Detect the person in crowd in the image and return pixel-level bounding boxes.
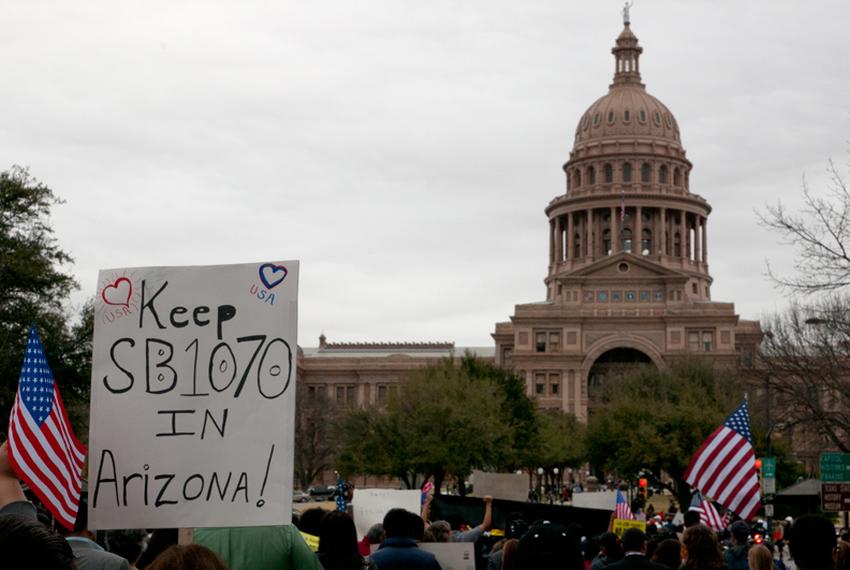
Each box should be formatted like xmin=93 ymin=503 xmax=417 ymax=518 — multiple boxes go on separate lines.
xmin=788 ymin=515 xmax=838 ymax=570
xmin=725 ymin=521 xmax=752 ymax=570
xmin=583 ymin=534 xmax=601 ymax=570
xmin=605 ymin=528 xmax=668 ymax=570
xmin=55 ymin=493 xmax=131 ymax=570
xmin=835 ymin=540 xmax=849 ymax=570
xmin=317 ymin=511 xmax=377 ymax=570
xmin=748 ymin=544 xmax=774 ymax=570
xmin=299 ymin=508 xmax=329 ymax=537
xmin=0 ymin=441 xmax=76 ymax=569
xmin=684 ymin=510 xmax=702 ymax=529
xmin=682 ymin=523 xmax=725 ymax=570
xmin=590 ymin=532 xmax=625 ymax=570
xmin=500 ymin=538 xmax=519 ymax=570
xmin=136 ymin=529 xmax=179 ymax=568
xmin=651 ymin=538 xmax=681 ymax=570
xmin=370 ymin=508 xmax=440 ymax=570
xmin=515 ymin=520 xmax=582 ymax=570
xmin=487 ymin=514 xmax=528 ymax=570
xmin=146 ymin=544 xmax=228 ymax=570
xmin=357 ymin=523 xmax=385 ymax=557
xmin=423 ymin=494 xmax=493 ymax=543
xmin=194 ymin=524 xmax=323 ymax=570
xmin=106 ymin=529 xmax=149 ymax=569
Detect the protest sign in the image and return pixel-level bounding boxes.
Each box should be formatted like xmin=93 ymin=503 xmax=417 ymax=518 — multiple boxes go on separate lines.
xmin=352 ymin=488 xmax=421 ymax=538
xmin=420 ymin=543 xmax=475 ymax=570
xmin=471 ymin=470 xmax=528 ymax=502
xmin=612 ymin=518 xmax=647 ymax=537
xmin=88 ymin=261 xmax=298 ymax=528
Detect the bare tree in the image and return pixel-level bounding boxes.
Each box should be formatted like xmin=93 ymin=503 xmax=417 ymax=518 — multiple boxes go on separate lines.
xmin=760 ymin=160 xmax=850 ymax=292
xmin=758 ymin=298 xmax=850 ymax=453
xmin=294 ymin=386 xmax=337 ymax=490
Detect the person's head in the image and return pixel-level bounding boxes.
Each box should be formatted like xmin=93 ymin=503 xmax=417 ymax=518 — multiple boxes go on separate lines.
xmin=730 ymin=521 xmax=750 ymax=545
xmin=836 ymin=540 xmax=850 ymax=570
xmin=145 ymin=544 xmax=228 ymax=570
xmin=600 ymin=531 xmax=624 ymax=560
xmin=516 ymin=521 xmax=582 ymax=570
xmin=748 ymin=544 xmax=774 ymax=570
xmin=505 ymin=513 xmax=529 ymax=541
xmin=366 ymin=523 xmax=385 ymax=545
xmin=501 ymin=538 xmax=520 ymax=570
xmin=318 ymin=511 xmax=359 ymax=557
xmin=652 ymin=538 xmax=682 ymax=570
xmin=54 ymin=493 xmax=92 ymax=538
xmin=621 ymin=528 xmax=648 ymax=554
xmin=297 ymin=507 xmax=327 ymax=536
xmin=0 ymin=514 xmax=76 ymax=570
xmin=788 ymin=515 xmax=838 ymax=570
xmin=383 ymin=508 xmax=423 ymax=540
xmin=106 ymin=529 xmax=149 ymax=566
xmin=684 ymin=510 xmax=702 ymax=528
xmin=682 ymin=524 xmax=723 ymax=570
xmin=427 ymin=520 xmax=452 ymax=543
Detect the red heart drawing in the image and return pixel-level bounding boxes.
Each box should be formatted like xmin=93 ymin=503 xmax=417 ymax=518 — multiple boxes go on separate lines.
xmin=102 ymin=277 xmax=133 ymax=307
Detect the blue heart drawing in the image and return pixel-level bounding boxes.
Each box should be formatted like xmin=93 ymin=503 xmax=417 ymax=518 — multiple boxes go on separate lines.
xmin=259 ymin=263 xmax=288 ymax=289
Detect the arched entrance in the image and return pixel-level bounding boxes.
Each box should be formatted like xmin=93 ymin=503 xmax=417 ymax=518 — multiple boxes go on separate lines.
xmin=587 ymin=347 xmax=655 ymax=415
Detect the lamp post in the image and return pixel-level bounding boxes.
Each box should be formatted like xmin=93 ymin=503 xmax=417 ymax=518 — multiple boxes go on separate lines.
xmin=554 ymin=467 xmax=560 ymax=499
xmin=537 ymin=467 xmax=544 ymax=502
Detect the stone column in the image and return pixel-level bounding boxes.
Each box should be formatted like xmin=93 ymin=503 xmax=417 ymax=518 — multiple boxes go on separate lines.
xmin=659 ymin=207 xmax=666 ymax=255
xmin=549 ymin=219 xmax=555 ymax=264
xmin=554 ymin=216 xmax=563 ymax=263
xmin=679 ymin=210 xmax=686 ymax=258
xmin=610 ymin=206 xmax=619 ymax=254
xmin=635 ymin=205 xmax=643 ymax=255
xmin=695 ymin=215 xmax=702 ymax=262
xmin=567 ymin=212 xmax=574 ymax=261
xmin=586 ymin=209 xmax=593 ymax=258
xmin=702 ymin=216 xmax=708 ymax=263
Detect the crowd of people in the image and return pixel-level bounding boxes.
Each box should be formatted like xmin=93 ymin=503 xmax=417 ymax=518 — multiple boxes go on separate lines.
xmin=1 ymin=441 xmax=848 ymax=570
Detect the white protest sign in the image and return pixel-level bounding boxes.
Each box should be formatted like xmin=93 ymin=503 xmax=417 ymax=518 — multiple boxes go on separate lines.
xmin=352 ymin=488 xmax=420 ymax=538
xmin=88 ymin=261 xmax=298 ymax=529
xmin=419 ymin=543 xmax=475 ymax=570
xmin=571 ymin=490 xmax=617 ymax=511
xmin=471 ymin=470 xmax=528 ymax=502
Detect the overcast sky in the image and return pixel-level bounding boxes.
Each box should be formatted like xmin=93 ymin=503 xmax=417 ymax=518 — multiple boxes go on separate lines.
xmin=2 ymin=1 xmax=848 ymax=346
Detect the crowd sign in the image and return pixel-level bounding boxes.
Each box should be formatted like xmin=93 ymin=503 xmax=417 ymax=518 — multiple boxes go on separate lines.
xmin=88 ymin=261 xmax=299 ymax=529
xmin=612 ymin=518 xmax=646 ymax=537
xmin=352 ymin=489 xmax=420 ymax=538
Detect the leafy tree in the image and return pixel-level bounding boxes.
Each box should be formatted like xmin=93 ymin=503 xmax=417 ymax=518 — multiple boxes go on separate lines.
xmin=585 ymin=360 xmax=737 ymax=508
xmin=335 ymin=357 xmax=515 ymax=491
xmin=538 ymin=410 xmax=586 ymax=470
xmin=0 ymin=166 xmax=90 ymax=436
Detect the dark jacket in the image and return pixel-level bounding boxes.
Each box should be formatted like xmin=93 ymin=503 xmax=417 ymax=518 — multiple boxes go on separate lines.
xmin=370 ymin=537 xmax=441 ymax=570
xmin=606 ymin=553 xmax=670 ymax=570
xmin=724 ymin=544 xmax=749 ymax=570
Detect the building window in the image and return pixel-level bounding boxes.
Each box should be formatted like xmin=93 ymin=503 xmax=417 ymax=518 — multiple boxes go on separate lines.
xmin=653 ymin=111 xmax=662 ymax=126
xmin=603 ymin=229 xmax=612 ymax=255
xmin=622 ymin=228 xmax=633 ymax=253
xmin=607 ymin=111 xmax=615 ymax=124
xmin=674 ymin=168 xmax=682 ymax=187
xmin=687 ymin=329 xmax=715 ymax=352
xmin=588 ymin=166 xmax=596 ymax=184
xmin=597 ymin=291 xmax=608 ymax=302
xmin=641 ymin=229 xmax=651 ymax=255
xmin=584 ymin=291 xmax=594 ymax=302
xmin=535 ymin=373 xmax=546 ymax=395
xmin=549 ymin=373 xmax=561 ymax=396
xmin=640 ymin=290 xmax=650 ymax=302
xmin=611 ymin=291 xmax=622 ymax=302
xmin=575 ymin=169 xmax=582 ymax=187
xmin=548 ymin=332 xmax=561 ymax=352
xmin=659 ymin=165 xmax=668 ymax=184
xmin=604 ymin=163 xmax=613 ymax=183
xmin=623 ymin=109 xmax=631 ymax=123
xmin=654 ymin=290 xmax=664 ymax=301
xmin=574 ymin=233 xmax=582 ymax=258
xmin=501 ymin=347 xmax=513 ymax=364
xmin=622 ymin=163 xmax=632 ymax=183
xmin=377 ymin=384 xmax=389 ymax=404
xmin=638 ymin=109 xmax=647 ymax=124
xmin=535 ymin=332 xmax=546 ymax=352
xmin=641 ymin=163 xmax=651 ymax=183
xmin=626 ymin=291 xmax=636 ymax=302
xmin=307 ymin=386 xmax=316 ymax=400
xmin=593 ymin=113 xmax=601 ymax=127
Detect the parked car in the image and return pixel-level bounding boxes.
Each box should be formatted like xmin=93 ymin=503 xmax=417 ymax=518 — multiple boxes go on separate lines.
xmin=308 ymin=485 xmax=337 ymax=501
xmin=292 ymin=490 xmax=311 ymax=503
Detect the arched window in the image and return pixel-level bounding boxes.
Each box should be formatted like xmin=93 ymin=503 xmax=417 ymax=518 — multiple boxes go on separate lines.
xmin=588 ymin=166 xmax=596 ymax=185
xmin=641 ymin=229 xmax=652 ymax=255
xmin=574 ymin=232 xmax=582 ymax=258
xmin=603 ymin=229 xmax=612 ymax=255
xmin=575 ymin=169 xmax=582 ymax=187
xmin=674 ymin=168 xmax=682 ymax=187
xmin=641 ymin=163 xmax=651 ymax=183
xmin=622 ymin=228 xmax=633 ymax=253
xmin=659 ymin=165 xmax=668 ymax=184
xmin=673 ymin=232 xmax=681 ymax=257
xmin=604 ymin=163 xmax=613 ymax=184
xmin=622 ymin=163 xmax=632 ymax=183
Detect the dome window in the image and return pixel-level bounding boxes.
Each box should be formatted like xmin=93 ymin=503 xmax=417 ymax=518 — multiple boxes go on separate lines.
xmin=582 ymin=115 xmax=590 ymax=130
xmin=623 ymin=110 xmax=631 ymax=123
xmin=575 ymin=169 xmax=582 ymax=187
xmin=659 ymin=165 xmax=668 ymax=184
xmin=673 ymin=168 xmax=682 ymax=187
xmin=638 ymin=110 xmax=647 ymax=124
xmin=588 ymin=166 xmax=596 ymax=185
xmin=593 ymin=113 xmax=601 ymax=127
xmin=653 ymin=111 xmax=662 ymax=126
xmin=607 ymin=111 xmax=615 ymax=125
xmin=641 ymin=163 xmax=651 ymax=183
xmin=622 ymin=163 xmax=632 ymax=183
xmin=604 ymin=164 xmax=613 ymax=184
xmin=665 ymin=114 xmax=673 ymax=129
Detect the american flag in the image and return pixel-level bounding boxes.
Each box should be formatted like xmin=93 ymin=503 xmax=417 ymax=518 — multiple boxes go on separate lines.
xmin=615 ymin=489 xmax=633 ymax=520
xmin=684 ymin=400 xmax=760 ymax=521
xmin=7 ymin=326 xmax=87 ymax=529
xmin=688 ymin=491 xmax=725 ymax=531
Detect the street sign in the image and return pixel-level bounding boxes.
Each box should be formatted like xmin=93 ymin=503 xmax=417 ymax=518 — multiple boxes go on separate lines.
xmin=821 ymin=483 xmax=850 ymax=512
xmin=763 ymin=479 xmax=776 ymax=495
xmin=762 ymin=457 xmax=777 ymax=479
xmin=765 ymin=504 xmax=774 ymax=517
xmin=819 ymin=453 xmax=850 ymax=482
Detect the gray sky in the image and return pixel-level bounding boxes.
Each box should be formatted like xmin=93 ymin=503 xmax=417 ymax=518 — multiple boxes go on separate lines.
xmin=2 ymin=1 xmax=848 ymax=346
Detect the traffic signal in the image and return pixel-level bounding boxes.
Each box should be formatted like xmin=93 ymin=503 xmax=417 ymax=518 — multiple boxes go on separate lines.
xmin=755 ymin=458 xmax=763 ymax=470
xmin=638 ymin=478 xmax=648 ymax=498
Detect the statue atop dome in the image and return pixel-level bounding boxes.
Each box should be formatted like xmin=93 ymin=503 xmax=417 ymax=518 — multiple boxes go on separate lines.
xmin=622 ymin=1 xmax=633 ymax=25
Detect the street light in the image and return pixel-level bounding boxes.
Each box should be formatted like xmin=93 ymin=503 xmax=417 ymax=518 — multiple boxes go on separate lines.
xmin=537 ymin=467 xmax=544 ymax=502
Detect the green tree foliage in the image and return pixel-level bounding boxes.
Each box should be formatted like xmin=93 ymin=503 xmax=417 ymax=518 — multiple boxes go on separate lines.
xmin=0 ymin=166 xmax=90 ymax=436
xmin=538 ymin=410 xmax=586 ymax=470
xmin=335 ymin=356 xmax=530 ymax=491
xmin=585 ymin=360 xmax=738 ymax=508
